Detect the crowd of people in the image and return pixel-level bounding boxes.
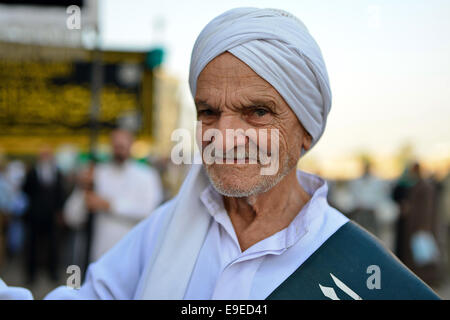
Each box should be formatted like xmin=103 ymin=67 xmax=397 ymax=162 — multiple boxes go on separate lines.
xmin=0 ymin=128 xmax=172 ymax=287
xmin=328 ymin=161 xmax=450 ymax=288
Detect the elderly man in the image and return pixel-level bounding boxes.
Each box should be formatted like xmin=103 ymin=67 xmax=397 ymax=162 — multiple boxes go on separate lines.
xmin=0 ymin=8 xmax=439 ymax=300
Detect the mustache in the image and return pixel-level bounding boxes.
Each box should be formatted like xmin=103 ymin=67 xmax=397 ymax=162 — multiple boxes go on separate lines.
xmin=205 ymin=142 xmax=272 ymax=165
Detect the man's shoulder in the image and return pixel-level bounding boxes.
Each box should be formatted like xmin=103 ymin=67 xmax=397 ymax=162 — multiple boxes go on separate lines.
xmin=268 ymin=221 xmax=440 ymax=300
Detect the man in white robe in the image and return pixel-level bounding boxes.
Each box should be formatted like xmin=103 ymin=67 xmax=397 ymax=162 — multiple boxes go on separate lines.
xmin=63 ymin=128 xmax=164 ymax=262
xmin=0 ymin=7 xmax=440 ymax=300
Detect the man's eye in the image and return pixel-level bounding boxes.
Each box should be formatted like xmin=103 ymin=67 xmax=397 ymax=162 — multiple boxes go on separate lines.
xmin=198 ymin=109 xmax=215 ymax=116
xmin=253 ymin=108 xmax=269 ymax=117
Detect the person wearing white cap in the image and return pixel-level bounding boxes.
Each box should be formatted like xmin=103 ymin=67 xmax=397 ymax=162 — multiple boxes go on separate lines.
xmin=0 ymin=7 xmax=440 ymax=300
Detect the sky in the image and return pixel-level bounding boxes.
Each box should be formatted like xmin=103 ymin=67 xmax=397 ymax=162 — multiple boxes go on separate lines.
xmin=98 ymin=0 xmax=450 ymax=162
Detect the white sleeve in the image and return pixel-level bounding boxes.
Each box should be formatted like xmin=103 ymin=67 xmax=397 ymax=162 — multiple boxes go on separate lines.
xmin=0 ymin=278 xmax=33 ymax=300
xmin=63 ymin=188 xmax=88 ymax=229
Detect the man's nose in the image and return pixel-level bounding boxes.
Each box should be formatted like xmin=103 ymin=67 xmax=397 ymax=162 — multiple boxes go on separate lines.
xmin=215 ymin=115 xmax=249 ymax=151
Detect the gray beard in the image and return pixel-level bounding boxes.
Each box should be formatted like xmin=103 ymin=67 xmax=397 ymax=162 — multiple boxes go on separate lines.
xmin=204 ymin=156 xmax=291 ymax=198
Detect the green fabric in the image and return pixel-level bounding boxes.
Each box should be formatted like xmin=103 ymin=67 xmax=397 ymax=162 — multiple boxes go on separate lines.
xmin=267 ymin=221 xmax=440 ymax=300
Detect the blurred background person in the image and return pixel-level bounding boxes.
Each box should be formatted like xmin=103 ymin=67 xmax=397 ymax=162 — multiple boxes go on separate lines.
xmin=347 ymin=161 xmax=382 ymax=236
xmin=327 ymin=179 xmax=355 ymax=217
xmin=328 ymin=160 xmax=399 ymax=245
xmin=63 ymin=128 xmax=164 ymax=270
xmin=347 ymin=160 xmax=398 ymax=240
xmin=0 ymin=152 xmax=12 ymax=267
xmin=392 ymin=164 xmax=416 ymax=261
xmin=437 ymin=170 xmax=450 ymax=276
xmin=393 ymin=162 xmax=444 ymax=286
xmin=22 ymin=147 xmax=65 ymax=284
xmin=4 ymin=159 xmax=28 ymax=260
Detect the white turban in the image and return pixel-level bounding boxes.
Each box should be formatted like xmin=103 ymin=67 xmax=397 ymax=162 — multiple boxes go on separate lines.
xmin=189 ymin=7 xmax=332 ymax=151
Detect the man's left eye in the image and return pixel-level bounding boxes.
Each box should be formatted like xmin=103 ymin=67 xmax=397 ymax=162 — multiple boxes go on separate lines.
xmin=254 ymin=108 xmax=268 ymax=117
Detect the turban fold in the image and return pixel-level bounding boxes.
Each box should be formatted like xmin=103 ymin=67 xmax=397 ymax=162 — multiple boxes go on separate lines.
xmin=189 ymin=7 xmax=332 ymax=151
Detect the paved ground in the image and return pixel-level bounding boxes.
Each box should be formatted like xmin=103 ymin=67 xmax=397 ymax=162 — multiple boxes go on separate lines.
xmin=0 ymin=254 xmax=67 ymax=299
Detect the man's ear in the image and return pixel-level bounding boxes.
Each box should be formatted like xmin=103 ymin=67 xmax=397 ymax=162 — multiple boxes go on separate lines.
xmin=303 ymin=133 xmax=312 ymax=152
